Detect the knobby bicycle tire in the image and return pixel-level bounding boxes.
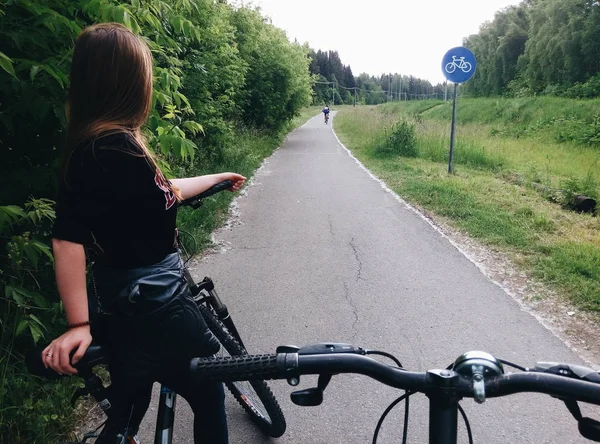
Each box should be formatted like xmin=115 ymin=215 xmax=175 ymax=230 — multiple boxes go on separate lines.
xmin=198 ymin=304 xmax=287 ymax=438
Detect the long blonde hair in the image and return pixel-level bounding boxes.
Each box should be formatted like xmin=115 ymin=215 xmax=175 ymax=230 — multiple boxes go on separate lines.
xmin=63 ymin=23 xmax=158 ymax=180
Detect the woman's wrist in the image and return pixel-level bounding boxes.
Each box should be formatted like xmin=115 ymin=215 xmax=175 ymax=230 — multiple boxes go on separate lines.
xmin=67 ymin=320 xmax=91 ymax=330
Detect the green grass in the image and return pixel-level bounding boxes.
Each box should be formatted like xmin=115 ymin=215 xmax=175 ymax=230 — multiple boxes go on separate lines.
xmin=383 ymin=96 xmax=600 ymax=126
xmin=335 ymin=102 xmax=600 ymax=312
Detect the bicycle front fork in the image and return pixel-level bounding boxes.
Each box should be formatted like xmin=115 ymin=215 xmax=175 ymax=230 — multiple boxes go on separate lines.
xmin=185 ymin=272 xmax=246 ymax=349
xmin=154 ymin=386 xmax=177 ymax=444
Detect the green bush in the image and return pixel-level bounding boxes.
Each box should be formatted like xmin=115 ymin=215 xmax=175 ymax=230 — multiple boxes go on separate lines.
xmin=552 ymin=115 xmax=600 ymax=147
xmin=230 ymin=8 xmax=312 ymax=131
xmin=375 ymin=120 xmax=418 ymax=157
xmin=0 ymin=0 xmax=314 ymax=441
xmin=564 ymin=74 xmax=600 ymax=99
xmin=560 ymin=174 xmax=599 ymax=206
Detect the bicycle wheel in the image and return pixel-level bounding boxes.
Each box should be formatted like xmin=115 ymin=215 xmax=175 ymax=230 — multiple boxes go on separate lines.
xmin=445 ymin=62 xmax=456 ymax=74
xmin=198 ymin=304 xmax=287 ymax=438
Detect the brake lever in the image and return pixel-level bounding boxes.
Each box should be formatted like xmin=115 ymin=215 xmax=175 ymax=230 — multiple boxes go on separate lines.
xmin=296 ymin=343 xmax=366 ymax=355
xmin=186 ymin=198 xmax=203 ymax=210
xmin=534 ymin=362 xmax=600 ymax=383
xmin=535 ymin=362 xmax=600 ymax=442
xmin=283 ymin=343 xmax=364 ymax=407
xmin=291 ymin=374 xmax=333 ymax=407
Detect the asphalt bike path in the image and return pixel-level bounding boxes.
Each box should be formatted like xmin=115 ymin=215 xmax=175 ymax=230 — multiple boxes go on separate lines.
xmin=139 ymin=112 xmax=595 ymax=443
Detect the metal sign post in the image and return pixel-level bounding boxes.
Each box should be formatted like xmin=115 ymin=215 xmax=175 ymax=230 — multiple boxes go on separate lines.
xmin=441 ymin=46 xmax=476 ymax=174
xmin=448 ymin=83 xmax=458 ymax=174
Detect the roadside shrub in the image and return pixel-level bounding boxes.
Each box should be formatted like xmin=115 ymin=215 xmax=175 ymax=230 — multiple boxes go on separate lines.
xmin=560 ymin=174 xmax=599 ymax=207
xmin=553 ymin=115 xmax=600 ymax=147
xmin=375 ymin=120 xmax=418 ymax=157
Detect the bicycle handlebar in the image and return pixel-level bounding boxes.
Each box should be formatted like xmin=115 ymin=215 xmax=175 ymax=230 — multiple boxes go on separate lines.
xmin=189 ymin=348 xmax=600 ymax=442
xmin=28 ymin=341 xmax=600 ymax=442
xmin=26 ymin=345 xmax=108 ymax=379
xmin=179 ymin=180 xmax=233 ymax=209
xmin=190 ymin=349 xmax=600 ymax=406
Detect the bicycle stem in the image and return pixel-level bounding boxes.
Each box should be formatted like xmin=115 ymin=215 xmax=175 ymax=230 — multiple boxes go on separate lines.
xmin=428 ymin=394 xmax=459 ymax=444
xmin=424 ymin=369 xmax=462 ymax=444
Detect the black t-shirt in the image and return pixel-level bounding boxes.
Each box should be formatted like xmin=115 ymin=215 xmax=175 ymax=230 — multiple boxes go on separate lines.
xmin=52 ymin=133 xmax=178 ymax=269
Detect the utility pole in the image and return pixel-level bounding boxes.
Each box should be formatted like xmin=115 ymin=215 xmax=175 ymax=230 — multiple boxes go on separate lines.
xmin=332 ymin=82 xmax=334 ymax=106
xmin=400 ymin=77 xmax=403 ymax=100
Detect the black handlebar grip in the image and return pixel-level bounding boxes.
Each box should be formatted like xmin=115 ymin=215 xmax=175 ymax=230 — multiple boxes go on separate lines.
xmin=198 ymin=179 xmax=233 ymax=200
xmin=190 ymin=354 xmax=288 ymax=382
xmin=180 ymin=180 xmax=233 ymax=208
xmin=26 ymin=345 xmax=108 ymax=380
xmin=25 ymin=346 xmax=61 ymax=380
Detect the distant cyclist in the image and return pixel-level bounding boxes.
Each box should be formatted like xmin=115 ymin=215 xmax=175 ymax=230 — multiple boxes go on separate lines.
xmin=322 ymin=105 xmax=330 ymax=124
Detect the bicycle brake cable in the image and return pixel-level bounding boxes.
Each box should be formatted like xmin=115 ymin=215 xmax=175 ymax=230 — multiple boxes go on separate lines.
xmin=372 ymin=391 xmax=412 ymax=444
xmin=458 ymin=404 xmax=474 ymax=444
xmin=365 ymin=350 xmax=403 ymax=368
xmin=367 ymin=350 xmax=410 ymax=444
xmin=176 ymin=229 xmax=198 ymax=266
xmin=371 ymin=393 xmax=473 ymax=444
xmin=498 ymin=359 xmax=527 ymax=371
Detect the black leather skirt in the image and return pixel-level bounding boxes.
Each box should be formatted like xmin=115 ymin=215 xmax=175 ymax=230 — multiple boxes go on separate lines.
xmin=89 ymin=253 xmax=220 ymax=376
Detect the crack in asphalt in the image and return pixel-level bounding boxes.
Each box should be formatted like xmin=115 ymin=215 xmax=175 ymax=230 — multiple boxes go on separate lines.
xmin=349 ymin=237 xmax=364 ymax=281
xmin=343 ymin=281 xmax=359 ymax=340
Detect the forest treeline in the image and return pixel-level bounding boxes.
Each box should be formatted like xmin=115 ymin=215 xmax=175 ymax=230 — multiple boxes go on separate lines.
xmin=308 ymin=49 xmax=446 ymax=104
xmin=464 ymin=0 xmax=600 ymax=97
xmin=309 ymin=0 xmax=600 ymax=103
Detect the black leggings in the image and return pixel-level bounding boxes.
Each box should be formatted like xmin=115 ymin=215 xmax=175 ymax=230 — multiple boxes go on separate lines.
xmin=93 ymin=289 xmax=227 ymax=443
xmin=96 ymin=368 xmax=228 ymax=443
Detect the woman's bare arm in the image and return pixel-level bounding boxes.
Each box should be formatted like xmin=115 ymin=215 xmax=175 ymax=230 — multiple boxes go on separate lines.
xmin=170 ymin=172 xmax=245 ymax=200
xmin=53 ymin=239 xmax=89 ymax=324
xmin=43 ymin=239 xmax=92 ymax=375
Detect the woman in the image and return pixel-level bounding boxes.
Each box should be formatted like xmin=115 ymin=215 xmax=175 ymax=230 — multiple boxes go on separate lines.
xmin=42 ymin=23 xmax=245 ymax=443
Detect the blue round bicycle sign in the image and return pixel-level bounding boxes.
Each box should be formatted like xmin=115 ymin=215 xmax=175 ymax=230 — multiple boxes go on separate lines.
xmin=442 ymin=47 xmax=476 ymax=83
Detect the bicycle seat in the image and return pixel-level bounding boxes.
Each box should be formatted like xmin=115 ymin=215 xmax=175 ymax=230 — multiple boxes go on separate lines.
xmin=26 ymin=344 xmax=108 ymax=379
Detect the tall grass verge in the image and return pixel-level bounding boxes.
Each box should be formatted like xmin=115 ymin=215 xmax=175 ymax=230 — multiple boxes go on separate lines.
xmin=335 ymin=103 xmax=600 ymax=312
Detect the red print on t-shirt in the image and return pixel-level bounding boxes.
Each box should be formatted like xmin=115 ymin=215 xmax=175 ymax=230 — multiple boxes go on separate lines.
xmin=154 ymin=171 xmax=177 ymax=210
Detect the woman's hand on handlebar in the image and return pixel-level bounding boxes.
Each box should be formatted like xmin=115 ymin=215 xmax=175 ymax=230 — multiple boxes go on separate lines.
xmin=222 ymin=172 xmax=246 ymax=192
xmin=171 ymin=172 xmax=246 ymax=200
xmin=42 ymin=325 xmax=92 ymax=375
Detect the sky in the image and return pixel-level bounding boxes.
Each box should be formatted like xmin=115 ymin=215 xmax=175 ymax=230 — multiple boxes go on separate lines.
xmin=251 ymin=0 xmax=522 ymax=85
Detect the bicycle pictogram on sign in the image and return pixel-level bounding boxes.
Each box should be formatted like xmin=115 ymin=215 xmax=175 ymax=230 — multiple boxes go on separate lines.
xmin=445 ymin=56 xmax=472 ymax=74
xmin=441 ymin=46 xmax=476 ymax=84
